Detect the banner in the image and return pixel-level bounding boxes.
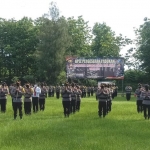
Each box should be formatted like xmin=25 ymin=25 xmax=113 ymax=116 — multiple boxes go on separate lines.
xmin=66 ymin=57 xmax=124 ymax=79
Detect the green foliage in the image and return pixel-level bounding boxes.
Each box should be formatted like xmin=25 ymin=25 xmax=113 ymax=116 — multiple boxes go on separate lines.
xmin=67 ymin=16 xmax=92 ymax=57
xmin=91 ymin=23 xmax=131 ymax=57
xmin=23 ymin=75 xmax=36 ymax=83
xmin=124 ymin=69 xmax=149 ymax=90
xmin=11 ymin=76 xmax=19 ymax=83
xmin=57 ymin=71 xmax=67 ymax=84
xmin=134 ymin=18 xmax=150 ymax=74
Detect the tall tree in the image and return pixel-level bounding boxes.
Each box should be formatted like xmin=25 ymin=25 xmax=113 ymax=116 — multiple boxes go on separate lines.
xmin=36 ymin=4 xmax=71 ymax=83
xmin=134 ymin=18 xmax=150 ymax=74
xmin=91 ymin=22 xmax=131 ymax=57
xmin=0 ymin=17 xmax=38 ymax=82
xmin=66 ymin=16 xmax=92 ymax=57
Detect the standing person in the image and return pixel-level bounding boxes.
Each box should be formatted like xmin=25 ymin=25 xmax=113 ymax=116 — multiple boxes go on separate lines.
xmin=91 ymin=86 xmax=94 ymax=96
xmin=0 ymin=82 xmax=9 ymax=113
xmin=140 ymin=84 xmax=150 ymax=119
xmin=76 ymin=86 xmax=82 ymax=112
xmin=48 ymin=86 xmax=52 ymax=97
xmin=70 ymin=83 xmax=77 ymax=114
xmin=114 ymin=85 xmax=118 ymax=97
xmin=52 ymin=86 xmax=55 ymax=97
xmin=56 ymin=84 xmax=61 ymax=99
xmin=9 ymin=83 xmax=15 ymax=110
xmin=32 ymin=84 xmax=41 ymax=113
xmin=96 ymin=84 xmax=108 ymax=118
xmin=11 ymin=81 xmax=25 ymax=119
xmin=24 ymin=83 xmax=33 ymax=115
xmin=87 ymin=86 xmax=91 ymax=97
xmin=135 ymin=84 xmax=143 ymax=113
xmin=61 ymin=83 xmax=72 ymax=117
xmin=107 ymin=84 xmax=113 ymax=113
xmin=39 ymin=83 xmax=47 ymax=111
xmin=125 ymin=85 xmax=132 ymax=101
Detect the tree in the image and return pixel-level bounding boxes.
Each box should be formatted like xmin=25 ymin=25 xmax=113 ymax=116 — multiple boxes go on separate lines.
xmin=66 ymin=16 xmax=92 ymax=57
xmin=36 ymin=4 xmax=71 ymax=84
xmin=0 ymin=17 xmax=38 ymax=82
xmin=134 ymin=18 xmax=150 ymax=74
xmin=91 ymin=22 xmax=131 ymax=57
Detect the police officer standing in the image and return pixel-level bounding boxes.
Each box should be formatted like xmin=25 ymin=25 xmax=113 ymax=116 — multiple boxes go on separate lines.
xmin=0 ymin=82 xmax=9 ymax=113
xmin=140 ymin=84 xmax=150 ymax=119
xmin=11 ymin=81 xmax=25 ymax=119
xmin=56 ymin=84 xmax=61 ymax=99
xmin=135 ymin=83 xmax=143 ymax=113
xmin=61 ymin=83 xmax=72 ymax=117
xmin=96 ymin=84 xmax=108 ymax=118
xmin=125 ymin=85 xmax=132 ymax=101
xmin=24 ymin=83 xmax=33 ymax=115
xmin=39 ymin=83 xmax=47 ymax=111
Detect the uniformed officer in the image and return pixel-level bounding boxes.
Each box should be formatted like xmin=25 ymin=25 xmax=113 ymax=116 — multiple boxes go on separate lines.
xmin=61 ymin=83 xmax=72 ymax=117
xmin=96 ymin=84 xmax=108 ymax=118
xmin=125 ymin=85 xmax=132 ymax=101
xmin=140 ymin=84 xmax=150 ymax=119
xmin=11 ymin=81 xmax=25 ymax=119
xmin=24 ymin=83 xmax=33 ymax=115
xmin=39 ymin=83 xmax=47 ymax=111
xmin=55 ymin=84 xmax=61 ymax=99
xmin=0 ymin=82 xmax=9 ymax=113
xmin=135 ymin=83 xmax=143 ymax=113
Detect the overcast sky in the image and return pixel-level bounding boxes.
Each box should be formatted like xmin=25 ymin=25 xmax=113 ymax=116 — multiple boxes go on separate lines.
xmin=0 ymin=0 xmax=149 ymax=54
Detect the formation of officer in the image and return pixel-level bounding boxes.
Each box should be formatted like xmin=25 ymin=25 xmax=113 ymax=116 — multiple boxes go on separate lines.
xmin=61 ymin=82 xmax=82 ymax=117
xmin=5 ymin=81 xmax=49 ymax=119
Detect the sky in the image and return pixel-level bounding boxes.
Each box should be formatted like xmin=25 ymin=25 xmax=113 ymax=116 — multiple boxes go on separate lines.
xmin=0 ymin=0 xmax=149 ymax=55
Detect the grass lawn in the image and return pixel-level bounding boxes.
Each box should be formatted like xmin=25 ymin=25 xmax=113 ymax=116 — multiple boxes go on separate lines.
xmin=0 ymin=95 xmax=150 ymax=150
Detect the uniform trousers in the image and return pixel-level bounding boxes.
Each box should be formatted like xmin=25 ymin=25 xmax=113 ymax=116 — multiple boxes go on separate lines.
xmin=76 ymin=101 xmax=81 ymax=111
xmin=62 ymin=101 xmax=70 ymax=117
xmin=126 ymin=93 xmax=131 ymax=100
xmin=56 ymin=92 xmax=60 ymax=99
xmin=39 ymin=98 xmax=45 ymax=111
xmin=136 ymin=100 xmax=143 ymax=113
xmin=70 ymin=99 xmax=76 ymax=113
xmin=0 ymin=99 xmax=7 ymax=113
xmin=143 ymin=104 xmax=150 ymax=119
xmin=13 ymin=102 xmax=23 ymax=119
xmin=24 ymin=101 xmax=32 ymax=115
xmin=98 ymin=100 xmax=107 ymax=117
xmin=32 ymin=97 xmax=39 ymax=112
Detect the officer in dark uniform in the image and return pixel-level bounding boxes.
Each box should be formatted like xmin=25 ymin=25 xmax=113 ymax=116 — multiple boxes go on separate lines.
xmin=125 ymin=85 xmax=132 ymax=101
xmin=135 ymin=83 xmax=143 ymax=113
xmin=56 ymin=84 xmax=61 ymax=99
xmin=61 ymin=83 xmax=72 ymax=117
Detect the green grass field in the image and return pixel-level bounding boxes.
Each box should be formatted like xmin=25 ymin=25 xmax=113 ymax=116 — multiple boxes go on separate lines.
xmin=0 ymin=95 xmax=150 ymax=150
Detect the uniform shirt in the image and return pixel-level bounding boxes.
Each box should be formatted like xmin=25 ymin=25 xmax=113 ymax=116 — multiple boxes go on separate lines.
xmin=61 ymin=89 xmax=72 ymax=101
xmin=39 ymin=87 xmax=47 ymax=99
xmin=11 ymin=86 xmax=25 ymax=102
xmin=96 ymin=89 xmax=108 ymax=102
xmin=24 ymin=88 xmax=33 ymax=102
xmin=135 ymin=88 xmax=142 ymax=100
xmin=125 ymin=86 xmax=132 ymax=94
xmin=0 ymin=87 xmax=9 ymax=99
xmin=140 ymin=90 xmax=150 ymax=105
